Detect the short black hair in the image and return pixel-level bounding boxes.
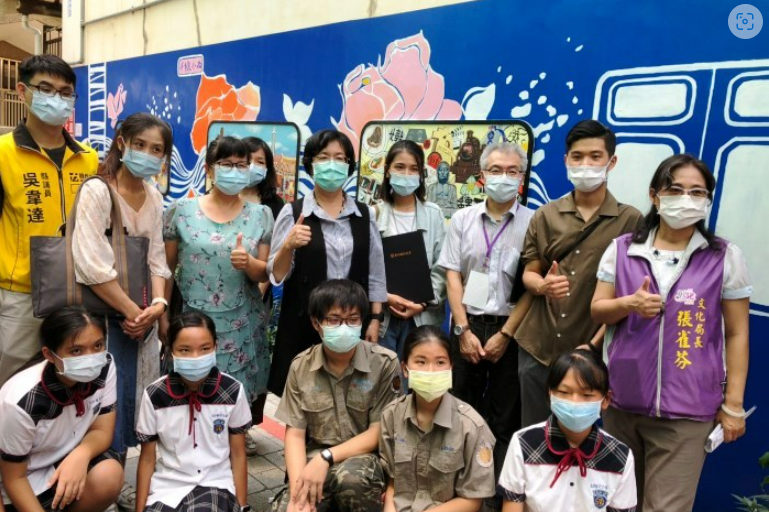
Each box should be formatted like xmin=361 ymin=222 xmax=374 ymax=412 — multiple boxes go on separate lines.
xmin=565 ymin=120 xmax=616 ymax=156
xmin=205 ymin=138 xmax=219 ymax=168
xmin=302 ymin=129 xmax=356 ymax=177
xmin=403 ymin=325 xmax=452 ymax=363
xmin=167 ymin=311 xmax=218 ymax=350
xmin=20 ymin=54 xmax=76 ymax=88
xmin=40 ymin=305 xmax=105 ymax=353
xmin=382 ymin=139 xmax=426 ymax=203
xmin=547 ymin=349 xmax=609 ymax=395
xmin=243 ymin=136 xmax=279 ymax=202
xmin=308 ymin=279 xmax=369 ymax=321
xmin=213 ymin=136 xmax=249 ymax=162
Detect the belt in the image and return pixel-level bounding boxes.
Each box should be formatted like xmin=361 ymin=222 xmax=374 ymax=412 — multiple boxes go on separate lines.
xmin=467 ymin=314 xmax=506 ymax=324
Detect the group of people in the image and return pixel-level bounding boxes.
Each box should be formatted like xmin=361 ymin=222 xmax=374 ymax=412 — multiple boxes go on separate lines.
xmin=0 ymin=54 xmax=752 ymax=512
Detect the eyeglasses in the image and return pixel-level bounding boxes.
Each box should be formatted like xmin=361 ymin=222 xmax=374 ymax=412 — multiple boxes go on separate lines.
xmin=215 ymin=162 xmax=249 ymax=172
xmin=314 ymin=155 xmax=348 ymax=165
xmin=322 ymin=316 xmax=363 ymax=327
xmin=485 ymin=168 xmax=523 ymax=178
xmin=25 ymin=82 xmax=77 ymax=100
xmin=658 ymin=186 xmax=711 ymax=199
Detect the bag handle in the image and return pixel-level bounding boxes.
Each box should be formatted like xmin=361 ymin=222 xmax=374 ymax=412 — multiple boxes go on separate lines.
xmin=65 ymin=175 xmax=132 ymax=306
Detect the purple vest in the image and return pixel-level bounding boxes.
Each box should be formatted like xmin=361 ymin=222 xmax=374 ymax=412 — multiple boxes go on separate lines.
xmin=608 ymin=233 xmax=726 ymax=421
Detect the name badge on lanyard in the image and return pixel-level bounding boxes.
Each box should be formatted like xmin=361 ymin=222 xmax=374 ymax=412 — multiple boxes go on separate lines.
xmin=462 ymin=215 xmax=513 ymax=310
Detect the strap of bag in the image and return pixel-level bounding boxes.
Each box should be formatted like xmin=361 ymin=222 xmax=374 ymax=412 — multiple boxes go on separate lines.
xmin=65 ymin=175 xmax=131 ymax=306
xmin=552 ymin=215 xmax=607 ymax=265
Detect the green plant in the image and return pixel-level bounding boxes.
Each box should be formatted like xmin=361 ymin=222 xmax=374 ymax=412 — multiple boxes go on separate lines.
xmin=734 ymin=453 xmax=769 ymax=511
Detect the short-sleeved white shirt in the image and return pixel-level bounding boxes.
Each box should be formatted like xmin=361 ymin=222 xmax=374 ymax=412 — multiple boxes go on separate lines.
xmin=0 ymin=357 xmax=117 ymax=504
xmin=498 ymin=417 xmax=637 ymax=512
xmin=136 ymin=368 xmax=252 ymax=508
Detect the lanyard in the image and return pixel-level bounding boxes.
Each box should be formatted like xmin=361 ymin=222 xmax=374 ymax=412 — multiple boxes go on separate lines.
xmin=482 ymin=215 xmax=513 ymax=271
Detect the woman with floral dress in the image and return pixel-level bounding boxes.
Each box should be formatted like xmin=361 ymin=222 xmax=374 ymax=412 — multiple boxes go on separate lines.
xmin=162 ymin=136 xmax=273 ymax=454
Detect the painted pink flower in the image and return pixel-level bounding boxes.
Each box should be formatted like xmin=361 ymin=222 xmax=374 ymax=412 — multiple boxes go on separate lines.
xmin=209 ymin=292 xmax=225 ymax=306
xmin=107 ymin=84 xmax=127 ymax=130
xmin=336 ymin=32 xmax=462 ymax=155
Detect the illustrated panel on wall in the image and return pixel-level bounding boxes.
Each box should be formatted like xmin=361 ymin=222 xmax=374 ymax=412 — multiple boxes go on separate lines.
xmin=357 ymin=120 xmax=533 ymax=216
xmin=206 ymin=121 xmax=300 ymax=203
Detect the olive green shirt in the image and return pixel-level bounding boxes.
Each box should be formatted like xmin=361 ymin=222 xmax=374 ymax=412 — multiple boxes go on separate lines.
xmin=379 ymin=393 xmax=496 ymax=511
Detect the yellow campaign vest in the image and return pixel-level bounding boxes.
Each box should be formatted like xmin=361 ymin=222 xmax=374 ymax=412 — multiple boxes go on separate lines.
xmin=0 ymin=123 xmax=98 ymax=293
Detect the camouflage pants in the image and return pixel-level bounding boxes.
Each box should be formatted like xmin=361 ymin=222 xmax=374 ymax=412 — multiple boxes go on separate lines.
xmin=271 ymin=453 xmax=384 ymax=512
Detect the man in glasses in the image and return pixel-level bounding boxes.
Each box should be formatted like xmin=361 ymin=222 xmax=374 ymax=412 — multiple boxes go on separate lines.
xmin=0 ymin=55 xmax=98 ymax=386
xmin=272 ymin=279 xmax=400 ymax=512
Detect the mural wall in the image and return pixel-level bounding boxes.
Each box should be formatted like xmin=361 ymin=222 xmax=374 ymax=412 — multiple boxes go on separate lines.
xmin=72 ymin=0 xmax=769 ymax=509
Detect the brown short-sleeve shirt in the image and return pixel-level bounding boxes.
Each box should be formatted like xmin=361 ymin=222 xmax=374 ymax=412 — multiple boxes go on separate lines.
xmin=275 ymin=341 xmax=401 ymax=450
xmin=515 ymin=191 xmax=642 ymax=364
xmin=379 ymin=393 xmax=496 ymax=512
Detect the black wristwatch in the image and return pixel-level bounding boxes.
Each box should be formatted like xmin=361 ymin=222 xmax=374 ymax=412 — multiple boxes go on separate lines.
xmin=370 ymin=312 xmax=384 ymax=322
xmin=320 ymin=448 xmax=334 ymax=466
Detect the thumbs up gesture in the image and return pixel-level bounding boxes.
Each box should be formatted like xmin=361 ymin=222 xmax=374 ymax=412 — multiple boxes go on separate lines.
xmin=537 ymin=260 xmax=570 ymax=299
xmin=629 ymin=276 xmax=663 ymax=318
xmin=230 ymin=233 xmax=249 ymax=270
xmin=286 ymin=214 xmax=312 ymax=250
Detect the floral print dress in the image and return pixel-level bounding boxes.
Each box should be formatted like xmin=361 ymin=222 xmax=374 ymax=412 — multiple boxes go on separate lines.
xmin=163 ymin=197 xmax=274 ymax=402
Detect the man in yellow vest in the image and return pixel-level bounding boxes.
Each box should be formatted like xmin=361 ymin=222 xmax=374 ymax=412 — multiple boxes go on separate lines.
xmin=0 ymin=55 xmax=98 ymax=385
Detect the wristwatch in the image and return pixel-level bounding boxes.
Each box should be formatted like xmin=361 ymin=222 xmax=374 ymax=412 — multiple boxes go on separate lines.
xmin=370 ymin=312 xmax=384 ymax=322
xmin=453 ymin=324 xmax=469 ymax=336
xmin=320 ymin=448 xmax=334 ymax=466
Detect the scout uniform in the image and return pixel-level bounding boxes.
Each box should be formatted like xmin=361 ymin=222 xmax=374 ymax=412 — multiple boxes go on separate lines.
xmin=272 ymin=341 xmax=401 ymax=512
xmin=379 ymin=393 xmax=496 ymax=512
xmin=135 ymin=368 xmax=251 ymax=512
xmin=497 ymin=416 xmax=637 ymax=512
xmin=0 ymin=355 xmax=118 ymax=511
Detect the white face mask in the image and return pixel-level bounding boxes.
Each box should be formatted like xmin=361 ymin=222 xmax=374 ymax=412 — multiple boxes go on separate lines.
xmin=657 ymin=195 xmax=709 ymax=229
xmin=484 ymin=174 xmax=520 ymax=203
xmin=52 ymin=351 xmax=108 ymax=383
xmin=567 ymin=164 xmax=608 ymax=192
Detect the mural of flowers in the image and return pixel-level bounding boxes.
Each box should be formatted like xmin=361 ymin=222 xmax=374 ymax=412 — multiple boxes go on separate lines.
xmin=107 ymin=83 xmax=127 ymax=129
xmin=190 ymin=74 xmax=261 ymax=154
xmin=334 ymin=32 xmax=462 ymax=155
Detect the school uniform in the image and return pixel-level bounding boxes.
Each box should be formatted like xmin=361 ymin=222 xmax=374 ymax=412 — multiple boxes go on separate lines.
xmin=379 ymin=393 xmax=496 ymax=512
xmin=0 ymin=356 xmax=118 ymax=510
xmin=135 ymin=368 xmax=251 ymax=512
xmin=497 ymin=416 xmax=637 ymax=512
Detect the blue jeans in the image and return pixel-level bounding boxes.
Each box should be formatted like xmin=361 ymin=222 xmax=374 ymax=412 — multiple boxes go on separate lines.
xmin=379 ymin=317 xmax=415 ymax=361
xmin=107 ymin=316 xmax=139 ymax=454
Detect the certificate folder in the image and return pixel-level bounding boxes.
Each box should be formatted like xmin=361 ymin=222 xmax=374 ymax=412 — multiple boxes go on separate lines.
xmin=382 ymin=231 xmax=434 ymax=304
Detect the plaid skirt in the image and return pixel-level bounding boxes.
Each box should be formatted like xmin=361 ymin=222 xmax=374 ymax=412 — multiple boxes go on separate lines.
xmin=145 ymin=486 xmax=239 ymax=512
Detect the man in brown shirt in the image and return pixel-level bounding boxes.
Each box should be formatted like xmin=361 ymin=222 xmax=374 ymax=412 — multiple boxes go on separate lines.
xmin=515 ymin=120 xmax=642 ymax=427
xmin=273 ymin=279 xmax=400 ymax=512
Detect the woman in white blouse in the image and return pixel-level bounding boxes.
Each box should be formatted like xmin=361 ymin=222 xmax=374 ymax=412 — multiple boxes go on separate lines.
xmin=71 ymin=112 xmax=172 ymax=466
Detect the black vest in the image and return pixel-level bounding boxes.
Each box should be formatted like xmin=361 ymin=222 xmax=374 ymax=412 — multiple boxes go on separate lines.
xmin=267 ymin=198 xmax=371 ymax=395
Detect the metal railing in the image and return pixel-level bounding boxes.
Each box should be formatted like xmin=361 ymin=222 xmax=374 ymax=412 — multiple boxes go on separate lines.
xmin=1 ymin=89 xmax=25 ymax=128
xmin=1 ymin=58 xmax=20 ymax=91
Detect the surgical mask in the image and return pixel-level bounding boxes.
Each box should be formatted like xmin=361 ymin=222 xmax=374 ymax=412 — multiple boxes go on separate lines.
xmin=122 ymin=148 xmax=163 ymax=179
xmin=313 ymin=161 xmax=349 ymax=192
xmin=390 ymin=174 xmax=420 ymax=197
xmin=484 ymin=175 xmax=520 ymax=203
xmin=214 ymin=166 xmax=250 ymax=195
xmin=550 ymin=395 xmax=603 ymax=432
xmin=567 ymin=165 xmax=608 ymax=192
xmin=28 ymin=89 xmax=74 ymax=126
xmin=321 ymin=324 xmax=362 ymax=353
xmin=249 ymin=163 xmax=267 ymax=186
xmin=407 ymin=368 xmax=452 ymax=402
xmin=174 ymin=352 xmax=216 ymax=382
xmin=53 ymin=351 xmax=108 ymax=383
xmin=657 ymin=195 xmax=709 ymax=229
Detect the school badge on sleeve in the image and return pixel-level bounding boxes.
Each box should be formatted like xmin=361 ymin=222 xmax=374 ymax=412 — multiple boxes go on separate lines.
xmin=475 ymin=441 xmax=493 ymax=468
xmin=593 ymin=489 xmax=608 ymax=508
xmin=213 ymin=419 xmax=225 ymax=434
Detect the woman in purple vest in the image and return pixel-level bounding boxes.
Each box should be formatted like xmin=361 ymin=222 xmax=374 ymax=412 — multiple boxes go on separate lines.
xmin=590 ymin=154 xmax=752 ymax=512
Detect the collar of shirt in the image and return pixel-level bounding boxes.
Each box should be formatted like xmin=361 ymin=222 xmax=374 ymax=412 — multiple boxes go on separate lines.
xmin=545 ymin=414 xmax=601 ymax=456
xmin=377 ymin=199 xmax=431 ymax=234
xmin=301 ymin=192 xmax=362 ymax=221
xmin=166 ymin=367 xmax=223 ymax=399
xmin=627 ymin=226 xmax=709 ymax=260
xmin=40 ymin=356 xmax=109 ymax=403
xmin=13 ymin=120 xmax=89 ymax=155
xmin=405 ymin=392 xmax=454 ymax=430
xmin=480 ymin=198 xmax=519 ymax=221
xmin=308 ymin=342 xmax=372 ymax=375
xmin=557 ymin=190 xmax=620 ymax=219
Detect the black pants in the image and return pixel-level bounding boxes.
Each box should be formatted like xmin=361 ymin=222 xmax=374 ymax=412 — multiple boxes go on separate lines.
xmin=518 ymin=346 xmax=552 ymax=428
xmin=450 ymin=315 xmax=521 ymax=481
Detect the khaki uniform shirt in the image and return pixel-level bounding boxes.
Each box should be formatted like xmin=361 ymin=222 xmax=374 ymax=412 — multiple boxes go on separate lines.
xmin=276 ymin=341 xmax=400 ymax=451
xmin=515 ymin=191 xmax=642 ymax=364
xmin=379 ymin=393 xmax=496 ymax=511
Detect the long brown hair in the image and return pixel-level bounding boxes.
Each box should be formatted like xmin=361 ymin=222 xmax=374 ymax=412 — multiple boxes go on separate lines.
xmin=101 ymin=112 xmax=173 ymax=180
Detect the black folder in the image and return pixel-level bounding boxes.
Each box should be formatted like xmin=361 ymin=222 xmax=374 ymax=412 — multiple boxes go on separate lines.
xmin=382 ymin=231 xmax=434 ymax=304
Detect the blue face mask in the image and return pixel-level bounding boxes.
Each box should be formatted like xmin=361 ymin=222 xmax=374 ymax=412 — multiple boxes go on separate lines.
xmin=313 ymin=161 xmax=349 ymax=192
xmin=249 ymin=163 xmax=267 ymax=186
xmin=550 ymin=395 xmax=603 ymax=433
xmin=174 ymin=352 xmax=216 ymax=382
xmin=321 ymin=324 xmax=362 ymax=353
xmin=122 ymin=148 xmax=164 ymax=179
xmin=28 ymin=89 xmax=74 ymax=126
xmin=484 ymin=175 xmax=520 ymax=204
xmin=214 ymin=165 xmax=250 ymax=195
xmin=390 ymin=174 xmax=420 ymax=197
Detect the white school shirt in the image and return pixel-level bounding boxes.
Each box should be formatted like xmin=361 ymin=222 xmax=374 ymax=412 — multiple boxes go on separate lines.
xmin=0 ymin=357 xmax=117 ymax=504
xmin=136 ymin=368 xmax=252 ymax=508
xmin=498 ymin=416 xmax=637 ymax=512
